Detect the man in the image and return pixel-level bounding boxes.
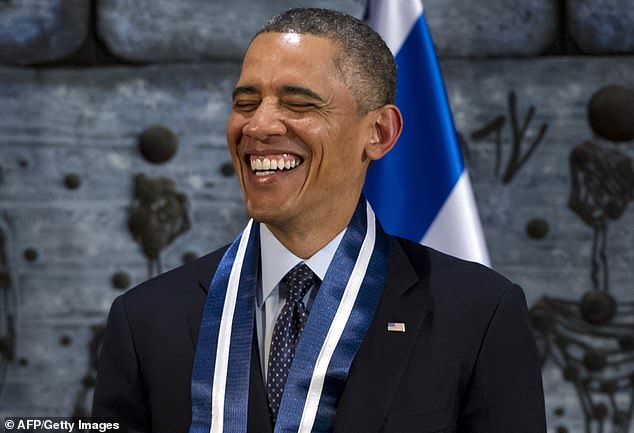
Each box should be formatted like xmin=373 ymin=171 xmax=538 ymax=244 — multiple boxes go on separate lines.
xmin=93 ymin=8 xmax=546 ymax=433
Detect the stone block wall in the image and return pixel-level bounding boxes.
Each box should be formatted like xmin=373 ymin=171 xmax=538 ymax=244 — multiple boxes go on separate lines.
xmin=0 ymin=1 xmax=632 ymax=432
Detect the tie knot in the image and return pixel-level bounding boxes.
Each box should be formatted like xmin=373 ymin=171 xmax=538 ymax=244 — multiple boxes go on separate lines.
xmin=282 ymin=263 xmax=318 ymax=302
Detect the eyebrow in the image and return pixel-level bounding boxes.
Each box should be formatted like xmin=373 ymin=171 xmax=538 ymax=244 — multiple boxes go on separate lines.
xmin=231 ymin=85 xmax=325 ymax=103
xmin=232 ymin=86 xmax=258 ymax=101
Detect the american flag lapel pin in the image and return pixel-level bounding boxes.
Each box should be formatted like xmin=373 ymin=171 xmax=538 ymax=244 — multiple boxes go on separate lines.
xmin=387 ymin=322 xmax=406 ymax=333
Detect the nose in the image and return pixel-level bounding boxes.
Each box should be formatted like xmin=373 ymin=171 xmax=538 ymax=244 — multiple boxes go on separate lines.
xmin=242 ymin=99 xmax=287 ymax=141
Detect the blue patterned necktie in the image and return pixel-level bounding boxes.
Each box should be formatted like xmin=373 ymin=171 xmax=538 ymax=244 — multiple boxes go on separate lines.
xmin=266 ymin=263 xmax=319 ymax=424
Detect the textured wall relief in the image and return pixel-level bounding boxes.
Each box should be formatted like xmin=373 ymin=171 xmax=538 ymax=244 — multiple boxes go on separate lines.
xmin=0 ymin=225 xmax=17 ymax=399
xmin=128 ymin=174 xmax=191 ymax=278
xmin=72 ymin=324 xmax=105 ymax=420
xmin=470 ymin=90 xmax=548 ymax=183
xmin=531 ymin=85 xmax=634 ymax=433
xmin=138 ymin=125 xmax=178 ymax=165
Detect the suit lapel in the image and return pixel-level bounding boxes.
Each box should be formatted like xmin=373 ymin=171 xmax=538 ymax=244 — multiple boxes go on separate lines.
xmin=186 ymin=279 xmax=209 ymax=349
xmin=333 ymin=238 xmax=431 ymax=433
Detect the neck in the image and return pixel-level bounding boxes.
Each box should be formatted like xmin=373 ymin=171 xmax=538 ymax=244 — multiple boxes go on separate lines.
xmin=264 ymin=207 xmax=355 ymax=259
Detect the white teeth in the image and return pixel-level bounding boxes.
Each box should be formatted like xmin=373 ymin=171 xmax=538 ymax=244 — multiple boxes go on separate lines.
xmin=250 ymin=155 xmax=302 ymax=174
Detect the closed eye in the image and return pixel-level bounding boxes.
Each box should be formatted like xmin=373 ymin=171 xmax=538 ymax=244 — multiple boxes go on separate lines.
xmin=284 ymin=101 xmax=317 ymax=112
xmin=233 ymin=100 xmax=260 ymax=112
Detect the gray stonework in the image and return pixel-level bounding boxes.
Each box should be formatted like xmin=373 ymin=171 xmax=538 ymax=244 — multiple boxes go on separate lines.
xmin=0 ymin=63 xmax=249 ymax=416
xmin=0 ymin=0 xmax=90 ymax=65
xmin=97 ymin=0 xmax=367 ymax=62
xmin=424 ymin=0 xmax=559 ymax=57
xmin=97 ymin=0 xmax=561 ymax=62
xmin=567 ymin=0 xmax=634 ymax=53
xmin=0 ymin=63 xmax=248 ymax=266
xmin=440 ymin=57 xmax=634 ymax=306
xmin=1 ymin=58 xmax=633 ymax=432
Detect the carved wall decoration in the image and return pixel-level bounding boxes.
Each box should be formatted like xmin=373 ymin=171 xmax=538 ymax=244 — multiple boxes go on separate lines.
xmin=111 ymin=271 xmax=131 ymax=290
xmin=569 ymin=142 xmax=633 ymax=292
xmin=64 ymin=173 xmax=81 ymax=190
xmin=23 ymin=247 xmax=37 ymax=262
xmin=526 ymin=217 xmax=550 ymax=240
xmin=128 ymin=173 xmax=191 ymax=278
xmin=531 ymin=85 xmax=634 ymax=433
xmin=182 ymin=251 xmax=198 ymax=264
xmin=72 ymin=324 xmax=105 ymax=421
xmin=470 ymin=91 xmax=548 ymax=183
xmin=0 ymin=223 xmax=17 ymax=399
xmin=138 ymin=125 xmax=178 ymax=164
xmin=587 ymin=86 xmax=634 ymax=143
xmin=220 ymin=161 xmax=235 ymax=177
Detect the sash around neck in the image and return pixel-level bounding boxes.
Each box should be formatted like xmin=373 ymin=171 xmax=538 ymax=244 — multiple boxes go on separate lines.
xmin=190 ymin=197 xmax=390 ymax=433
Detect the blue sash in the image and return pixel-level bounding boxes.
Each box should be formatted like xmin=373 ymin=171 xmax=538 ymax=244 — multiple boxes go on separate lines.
xmin=190 ymin=198 xmax=389 ymax=433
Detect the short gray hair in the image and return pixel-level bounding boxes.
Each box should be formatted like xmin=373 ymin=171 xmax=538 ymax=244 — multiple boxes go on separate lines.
xmin=256 ymin=8 xmax=396 ymax=113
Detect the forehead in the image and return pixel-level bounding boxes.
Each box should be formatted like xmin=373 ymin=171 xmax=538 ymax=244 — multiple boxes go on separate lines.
xmin=237 ymin=32 xmax=343 ymax=90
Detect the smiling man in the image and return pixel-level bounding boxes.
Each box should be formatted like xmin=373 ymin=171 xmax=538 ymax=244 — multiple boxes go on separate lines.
xmin=93 ymin=8 xmax=546 ymax=433
xmin=227 ymin=29 xmax=401 ymax=259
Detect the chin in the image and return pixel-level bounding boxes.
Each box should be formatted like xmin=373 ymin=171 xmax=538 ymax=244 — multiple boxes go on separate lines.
xmin=244 ymin=200 xmax=284 ymax=225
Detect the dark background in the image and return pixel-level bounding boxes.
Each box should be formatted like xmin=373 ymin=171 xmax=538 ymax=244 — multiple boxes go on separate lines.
xmin=0 ymin=1 xmax=632 ymax=432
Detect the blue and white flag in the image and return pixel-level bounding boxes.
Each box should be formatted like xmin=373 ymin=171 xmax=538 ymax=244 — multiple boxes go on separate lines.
xmin=364 ymin=0 xmax=490 ymax=266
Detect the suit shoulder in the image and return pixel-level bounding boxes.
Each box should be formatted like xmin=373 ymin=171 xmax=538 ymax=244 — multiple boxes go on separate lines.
xmin=393 ymin=236 xmax=520 ymax=305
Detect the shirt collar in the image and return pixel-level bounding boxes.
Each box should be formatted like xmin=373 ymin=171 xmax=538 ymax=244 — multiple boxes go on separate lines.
xmin=258 ymin=223 xmax=345 ymax=307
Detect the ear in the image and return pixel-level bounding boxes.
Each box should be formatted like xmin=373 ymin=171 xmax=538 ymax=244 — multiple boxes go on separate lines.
xmin=364 ymin=104 xmax=403 ymax=161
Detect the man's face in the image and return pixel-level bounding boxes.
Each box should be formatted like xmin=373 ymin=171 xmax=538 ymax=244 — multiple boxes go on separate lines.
xmin=227 ymin=32 xmax=375 ymax=231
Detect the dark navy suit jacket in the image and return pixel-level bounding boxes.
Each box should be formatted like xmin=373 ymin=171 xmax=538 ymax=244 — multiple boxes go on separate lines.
xmin=92 ymin=236 xmax=546 ymax=433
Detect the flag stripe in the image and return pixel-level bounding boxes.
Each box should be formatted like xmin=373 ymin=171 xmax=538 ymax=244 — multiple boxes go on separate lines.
xmin=366 ymin=0 xmax=422 ymax=54
xmin=422 ymin=171 xmax=490 ymax=264
xmin=364 ymin=0 xmax=490 ymax=266
xmin=365 ymin=13 xmax=463 ymax=242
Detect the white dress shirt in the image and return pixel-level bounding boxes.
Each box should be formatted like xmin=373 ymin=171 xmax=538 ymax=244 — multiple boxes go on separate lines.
xmin=256 ymin=223 xmax=345 ymax=381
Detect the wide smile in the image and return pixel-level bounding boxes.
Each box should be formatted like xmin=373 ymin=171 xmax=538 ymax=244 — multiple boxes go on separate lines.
xmin=246 ymin=153 xmax=304 ymax=177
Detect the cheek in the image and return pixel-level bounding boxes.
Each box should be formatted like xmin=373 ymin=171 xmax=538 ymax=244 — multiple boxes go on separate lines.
xmin=226 ymin=113 xmax=245 ymax=146
xmin=335 ymin=128 xmax=366 ymax=164
xmin=226 ymin=144 xmax=240 ymax=170
xmin=288 ymin=117 xmax=322 ymax=140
